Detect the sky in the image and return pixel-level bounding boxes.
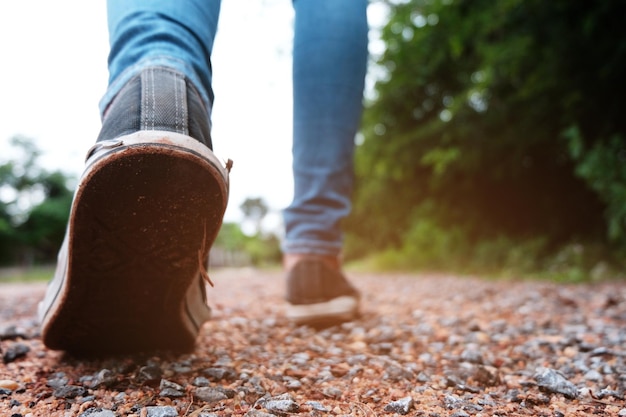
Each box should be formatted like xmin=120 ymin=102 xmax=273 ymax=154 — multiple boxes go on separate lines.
xmin=0 ymin=0 xmax=386 ymax=226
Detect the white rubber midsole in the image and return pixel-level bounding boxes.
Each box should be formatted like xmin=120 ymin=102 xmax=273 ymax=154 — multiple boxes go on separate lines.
xmin=286 ymin=295 xmax=359 ymax=323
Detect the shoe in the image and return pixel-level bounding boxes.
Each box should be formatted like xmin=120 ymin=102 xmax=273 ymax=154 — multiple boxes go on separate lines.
xmin=38 ymin=67 xmax=230 ymax=355
xmin=285 ymin=256 xmax=360 ymax=326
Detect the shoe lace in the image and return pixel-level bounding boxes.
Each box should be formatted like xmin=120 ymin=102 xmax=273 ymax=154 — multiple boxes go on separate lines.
xmin=198 ymin=220 xmax=214 ymax=288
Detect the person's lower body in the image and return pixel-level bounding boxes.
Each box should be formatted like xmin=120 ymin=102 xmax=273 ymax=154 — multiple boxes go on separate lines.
xmin=283 ymin=0 xmax=369 ymax=325
xmin=38 ymin=0 xmax=368 ymax=355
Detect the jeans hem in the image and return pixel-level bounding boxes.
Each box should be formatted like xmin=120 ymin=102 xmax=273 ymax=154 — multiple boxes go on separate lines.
xmin=281 ymin=240 xmax=343 ymax=257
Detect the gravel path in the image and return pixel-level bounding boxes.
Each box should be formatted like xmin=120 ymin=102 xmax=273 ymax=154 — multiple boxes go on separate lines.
xmin=1 ymin=269 xmax=626 ymax=416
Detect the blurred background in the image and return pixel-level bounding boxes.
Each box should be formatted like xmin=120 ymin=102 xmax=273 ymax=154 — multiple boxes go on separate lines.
xmin=1 ymin=0 xmax=625 ymax=281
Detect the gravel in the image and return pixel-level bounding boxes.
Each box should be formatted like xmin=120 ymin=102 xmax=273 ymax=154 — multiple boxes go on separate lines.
xmin=1 ymin=269 xmax=626 ymax=416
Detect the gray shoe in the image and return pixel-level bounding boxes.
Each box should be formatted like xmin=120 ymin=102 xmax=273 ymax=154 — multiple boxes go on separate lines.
xmin=38 ymin=67 xmax=230 ymax=355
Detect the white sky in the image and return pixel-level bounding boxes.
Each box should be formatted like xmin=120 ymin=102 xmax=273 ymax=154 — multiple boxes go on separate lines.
xmin=0 ymin=0 xmax=387 ymax=226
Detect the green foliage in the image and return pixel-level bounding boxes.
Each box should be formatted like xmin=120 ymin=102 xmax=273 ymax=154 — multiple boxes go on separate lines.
xmin=345 ymin=0 xmax=626 ymax=276
xmin=565 ymin=127 xmax=626 ymax=244
xmin=213 ymin=221 xmax=281 ymax=267
xmin=0 ymin=136 xmax=74 ymax=265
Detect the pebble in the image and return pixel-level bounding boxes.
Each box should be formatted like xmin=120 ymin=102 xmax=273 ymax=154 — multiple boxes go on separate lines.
xmin=322 ymin=386 xmax=343 ymax=399
xmin=262 ymin=394 xmax=300 ymax=413
xmin=2 ymin=342 xmax=30 ymax=364
xmin=53 ymin=385 xmax=87 ymax=399
xmin=0 ymin=325 xmax=28 ymax=341
xmin=159 ymin=379 xmax=184 ymax=398
xmin=46 ymin=373 xmax=69 ymax=389
xmin=0 ymin=380 xmax=18 ymax=391
xmin=90 ymin=369 xmax=117 ymax=388
xmin=78 ymin=407 xmax=117 ymax=417
xmin=534 ymin=367 xmax=579 ymax=399
xmin=136 ymin=365 xmax=162 ymax=383
xmin=146 ymin=405 xmax=179 ymax=417
xmin=383 ymin=396 xmax=413 ymax=414
xmin=192 ymin=376 xmax=210 ymax=387
xmin=204 ymin=366 xmax=237 ymax=382
xmin=306 ymin=401 xmax=329 ymax=412
xmin=194 ymin=387 xmax=228 ymax=403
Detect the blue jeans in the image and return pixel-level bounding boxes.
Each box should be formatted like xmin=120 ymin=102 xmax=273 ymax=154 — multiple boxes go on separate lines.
xmin=104 ymin=0 xmax=368 ymax=257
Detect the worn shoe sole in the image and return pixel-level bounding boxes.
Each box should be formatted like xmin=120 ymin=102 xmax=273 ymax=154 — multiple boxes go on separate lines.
xmin=286 ymin=296 xmax=359 ymax=326
xmin=40 ymin=131 xmax=228 ymax=355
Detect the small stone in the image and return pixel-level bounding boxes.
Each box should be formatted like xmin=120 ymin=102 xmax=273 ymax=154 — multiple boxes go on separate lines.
xmin=383 ymin=396 xmax=413 ymax=415
xmin=0 ymin=325 xmax=27 ymax=341
xmin=2 ymin=343 xmax=29 ymax=364
xmin=216 ymin=387 xmax=237 ymax=398
xmin=170 ymin=363 xmax=192 ymax=374
xmin=204 ymin=367 xmax=237 ymax=382
xmin=306 ymin=401 xmax=329 ymax=412
xmin=322 ymin=386 xmax=343 ymax=399
xmin=192 ymin=376 xmax=210 ymax=387
xmin=136 ymin=365 xmax=162 ymax=383
xmin=284 ymin=379 xmax=302 ymax=389
xmin=444 ymin=394 xmax=463 ymax=409
xmin=534 ymin=367 xmax=579 ymax=399
xmin=583 ymin=369 xmax=603 ymax=382
xmin=460 ymin=348 xmax=484 ymax=364
xmin=79 ymin=395 xmax=96 ymax=404
xmin=416 ymin=372 xmax=430 ymax=382
xmin=194 ymin=387 xmax=228 ymax=403
xmin=79 ymin=407 xmax=117 ymax=417
xmin=53 ymin=385 xmax=87 ymax=399
xmin=263 ymin=394 xmax=300 ymax=413
xmin=146 ymin=406 xmax=179 ymax=417
xmin=596 ymin=388 xmax=623 ymax=400
xmin=0 ymin=380 xmax=19 ymax=391
xmin=160 ymin=379 xmax=184 ymax=391
xmin=46 ymin=372 xmax=68 ymax=389
xmin=159 ymin=379 xmax=184 ymax=398
xmin=384 ymin=365 xmax=414 ymax=381
xmin=91 ymin=369 xmax=117 ymax=388
xmin=472 ymin=365 xmax=500 ymax=386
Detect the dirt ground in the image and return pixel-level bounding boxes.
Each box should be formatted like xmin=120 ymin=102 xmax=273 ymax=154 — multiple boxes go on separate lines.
xmin=1 ymin=268 xmax=625 ymax=416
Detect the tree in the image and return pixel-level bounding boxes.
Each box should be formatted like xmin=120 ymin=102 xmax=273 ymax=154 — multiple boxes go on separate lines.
xmin=0 ymin=136 xmax=74 ymax=264
xmin=240 ymin=197 xmax=269 ymax=236
xmin=345 ymin=0 xmax=626 ymax=266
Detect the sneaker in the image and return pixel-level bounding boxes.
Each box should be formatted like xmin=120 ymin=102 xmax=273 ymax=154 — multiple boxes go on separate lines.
xmin=285 ymin=256 xmax=360 ymax=326
xmin=38 ymin=67 xmax=230 ymax=355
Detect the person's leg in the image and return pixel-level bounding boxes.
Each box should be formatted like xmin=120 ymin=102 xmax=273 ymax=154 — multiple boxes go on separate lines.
xmin=103 ymin=0 xmax=220 ymax=119
xmin=283 ymin=0 xmax=368 ymax=324
xmin=39 ymin=0 xmax=229 ymax=355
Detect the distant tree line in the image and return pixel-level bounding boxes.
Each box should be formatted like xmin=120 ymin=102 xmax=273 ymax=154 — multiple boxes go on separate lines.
xmin=0 ymin=137 xmax=73 ymax=265
xmin=345 ymin=0 xmax=626 ymax=276
xmin=0 ymin=139 xmax=281 ymax=268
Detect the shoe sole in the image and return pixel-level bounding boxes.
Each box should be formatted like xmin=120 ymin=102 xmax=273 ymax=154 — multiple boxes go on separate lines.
xmin=41 ymin=132 xmax=228 ymax=355
xmin=286 ymin=295 xmax=359 ymax=326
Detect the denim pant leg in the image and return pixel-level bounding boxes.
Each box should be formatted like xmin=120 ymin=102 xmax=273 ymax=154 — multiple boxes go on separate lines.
xmin=100 ymin=0 xmax=221 ymax=116
xmin=282 ymin=0 xmax=369 ymax=257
